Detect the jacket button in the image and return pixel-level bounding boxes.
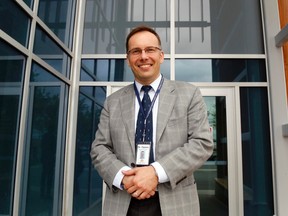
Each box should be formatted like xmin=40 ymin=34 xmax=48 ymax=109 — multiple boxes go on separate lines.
xmin=130 ymin=163 xmax=136 ymax=167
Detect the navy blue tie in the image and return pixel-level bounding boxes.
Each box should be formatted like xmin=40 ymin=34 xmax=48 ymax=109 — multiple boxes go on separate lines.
xmin=135 ymin=85 xmax=154 ymax=164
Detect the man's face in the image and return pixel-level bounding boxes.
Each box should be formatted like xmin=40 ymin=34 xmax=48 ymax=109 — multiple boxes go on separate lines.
xmin=126 ymin=31 xmax=164 ymax=85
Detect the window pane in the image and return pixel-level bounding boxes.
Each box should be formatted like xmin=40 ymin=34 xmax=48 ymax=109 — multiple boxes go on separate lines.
xmin=81 ymin=59 xmax=170 ymax=81
xmin=175 ymin=0 xmax=264 ymax=54
xmin=21 ymin=63 xmax=68 ymax=216
xmin=83 ymin=0 xmax=170 ymax=54
xmin=240 ymin=88 xmax=274 ymax=216
xmin=23 ymin=0 xmax=34 ymax=8
xmin=175 ymin=59 xmax=266 ymax=82
xmin=34 ymin=25 xmax=71 ymax=78
xmin=73 ymin=87 xmax=106 ymax=216
xmin=81 ymin=59 xmax=129 ymax=81
xmin=38 ymin=0 xmax=75 ymax=47
xmin=0 ymin=0 xmax=30 ymax=47
xmin=195 ymin=96 xmax=228 ymax=216
xmin=0 ymin=39 xmax=25 ymax=215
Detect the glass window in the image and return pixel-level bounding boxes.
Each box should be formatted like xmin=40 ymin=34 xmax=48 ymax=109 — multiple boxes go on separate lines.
xmin=20 ymin=63 xmax=68 ymax=216
xmin=81 ymin=59 xmax=171 ymax=81
xmin=0 ymin=0 xmax=30 ymax=47
xmin=195 ymin=96 xmax=228 ymax=216
xmin=81 ymin=59 xmax=129 ymax=81
xmin=33 ymin=25 xmax=71 ymax=78
xmin=175 ymin=0 xmax=264 ymax=54
xmin=23 ymin=0 xmax=34 ymax=8
xmin=83 ymin=0 xmax=170 ymax=54
xmin=0 ymin=39 xmax=25 ymax=215
xmin=240 ymin=87 xmax=274 ymax=216
xmin=38 ymin=0 xmax=75 ymax=47
xmin=175 ymin=59 xmax=266 ymax=82
xmin=73 ymin=86 xmax=106 ymax=216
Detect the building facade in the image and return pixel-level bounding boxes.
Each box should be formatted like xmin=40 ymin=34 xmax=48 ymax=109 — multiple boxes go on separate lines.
xmin=0 ymin=0 xmax=287 ymax=215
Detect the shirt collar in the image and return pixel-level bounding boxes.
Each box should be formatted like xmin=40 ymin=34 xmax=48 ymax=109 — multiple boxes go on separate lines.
xmin=134 ymin=74 xmax=162 ymax=93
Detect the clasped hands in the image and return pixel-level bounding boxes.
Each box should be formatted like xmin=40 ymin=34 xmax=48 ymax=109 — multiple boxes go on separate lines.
xmin=122 ymin=165 xmax=158 ymax=200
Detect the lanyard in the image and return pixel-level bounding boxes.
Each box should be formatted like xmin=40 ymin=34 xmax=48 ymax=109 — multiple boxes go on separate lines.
xmin=134 ymin=76 xmax=164 ymax=140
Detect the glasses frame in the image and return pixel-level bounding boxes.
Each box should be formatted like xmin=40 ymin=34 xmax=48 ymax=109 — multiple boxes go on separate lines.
xmin=127 ymin=46 xmax=162 ymax=56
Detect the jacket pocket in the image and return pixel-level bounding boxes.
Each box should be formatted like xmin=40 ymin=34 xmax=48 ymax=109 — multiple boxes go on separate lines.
xmin=167 ymin=116 xmax=187 ymax=127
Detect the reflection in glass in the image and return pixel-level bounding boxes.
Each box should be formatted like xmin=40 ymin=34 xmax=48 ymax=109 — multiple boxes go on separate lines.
xmin=38 ymin=0 xmax=75 ymax=47
xmin=81 ymin=59 xmax=127 ymax=81
xmin=23 ymin=0 xmax=34 ymax=8
xmin=195 ymin=96 xmax=228 ymax=216
xmin=240 ymin=88 xmax=274 ymax=216
xmin=81 ymin=59 xmax=170 ymax=81
xmin=73 ymin=87 xmax=106 ymax=216
xmin=175 ymin=59 xmax=266 ymax=82
xmin=0 ymin=0 xmax=30 ymax=47
xmin=21 ymin=63 xmax=68 ymax=216
xmin=83 ymin=0 xmax=170 ymax=54
xmin=175 ymin=0 xmax=264 ymax=54
xmin=34 ymin=25 xmax=71 ymax=77
xmin=0 ymin=39 xmax=25 ymax=215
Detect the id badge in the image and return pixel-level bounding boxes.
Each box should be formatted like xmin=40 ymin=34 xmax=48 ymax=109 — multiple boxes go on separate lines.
xmin=135 ymin=142 xmax=151 ymax=166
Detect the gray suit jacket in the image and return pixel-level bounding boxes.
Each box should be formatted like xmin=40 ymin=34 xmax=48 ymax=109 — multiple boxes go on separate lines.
xmin=90 ymin=79 xmax=213 ymax=216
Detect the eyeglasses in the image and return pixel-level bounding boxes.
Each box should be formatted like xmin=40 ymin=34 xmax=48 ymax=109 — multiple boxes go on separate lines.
xmin=127 ymin=46 xmax=161 ymax=56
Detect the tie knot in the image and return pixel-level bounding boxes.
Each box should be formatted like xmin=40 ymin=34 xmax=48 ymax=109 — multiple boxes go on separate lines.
xmin=141 ymin=85 xmax=152 ymax=93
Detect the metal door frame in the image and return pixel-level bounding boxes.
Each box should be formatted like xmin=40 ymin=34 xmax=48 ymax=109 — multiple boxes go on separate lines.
xmin=200 ymin=87 xmax=243 ymax=216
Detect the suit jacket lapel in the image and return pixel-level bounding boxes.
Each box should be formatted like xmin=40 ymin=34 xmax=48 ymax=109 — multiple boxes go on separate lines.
xmin=156 ymin=80 xmax=176 ymax=144
xmin=120 ymin=84 xmax=136 ymax=156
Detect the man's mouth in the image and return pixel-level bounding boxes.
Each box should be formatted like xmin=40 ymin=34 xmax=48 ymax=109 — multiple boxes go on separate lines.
xmin=138 ymin=64 xmax=152 ymax=69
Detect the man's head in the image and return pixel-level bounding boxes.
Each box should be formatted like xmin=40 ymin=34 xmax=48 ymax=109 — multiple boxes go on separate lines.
xmin=126 ymin=26 xmax=162 ymax=53
xmin=126 ymin=26 xmax=164 ymax=85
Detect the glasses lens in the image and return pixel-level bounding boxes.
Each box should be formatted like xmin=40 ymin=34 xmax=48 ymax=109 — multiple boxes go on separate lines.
xmin=128 ymin=47 xmax=160 ymax=56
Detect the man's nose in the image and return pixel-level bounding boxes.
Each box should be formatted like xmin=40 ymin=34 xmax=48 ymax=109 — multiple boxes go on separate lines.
xmin=140 ymin=50 xmax=149 ymax=58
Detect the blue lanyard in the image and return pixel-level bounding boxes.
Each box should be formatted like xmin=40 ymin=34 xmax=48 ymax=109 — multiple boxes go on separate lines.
xmin=134 ymin=76 xmax=164 ymax=140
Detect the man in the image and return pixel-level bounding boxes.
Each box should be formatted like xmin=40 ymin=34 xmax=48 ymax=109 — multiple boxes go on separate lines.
xmin=90 ymin=25 xmax=213 ymax=216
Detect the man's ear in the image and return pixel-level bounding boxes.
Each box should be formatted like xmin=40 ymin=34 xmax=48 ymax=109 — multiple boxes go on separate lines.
xmin=126 ymin=56 xmax=131 ymax=67
xmin=160 ymin=51 xmax=164 ymax=64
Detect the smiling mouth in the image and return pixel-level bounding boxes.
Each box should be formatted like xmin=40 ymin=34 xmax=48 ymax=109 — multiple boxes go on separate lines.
xmin=138 ymin=64 xmax=152 ymax=68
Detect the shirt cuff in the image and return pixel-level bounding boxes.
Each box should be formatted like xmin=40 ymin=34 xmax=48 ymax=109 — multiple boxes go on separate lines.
xmin=151 ymin=162 xmax=169 ymax=183
xmin=113 ymin=166 xmax=131 ymax=190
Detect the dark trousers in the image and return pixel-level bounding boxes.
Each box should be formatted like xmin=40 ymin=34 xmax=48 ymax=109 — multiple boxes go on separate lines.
xmin=126 ymin=192 xmax=162 ymax=216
